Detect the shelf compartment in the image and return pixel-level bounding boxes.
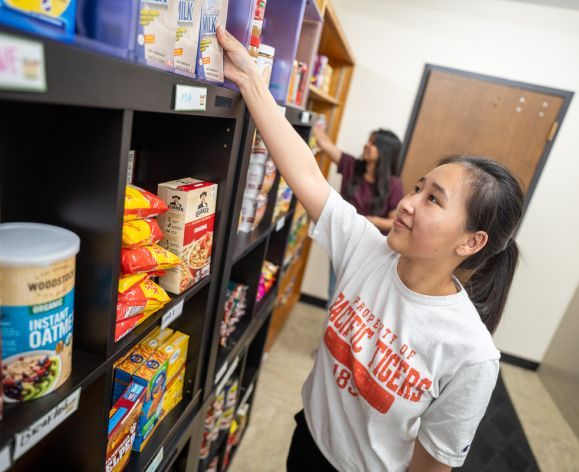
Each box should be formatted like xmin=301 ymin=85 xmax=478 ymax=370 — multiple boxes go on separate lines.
xmin=309 ymin=84 xmax=340 ymax=105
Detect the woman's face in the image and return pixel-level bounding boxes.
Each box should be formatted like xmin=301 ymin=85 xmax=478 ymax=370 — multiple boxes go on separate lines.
xmin=362 ymin=135 xmax=379 ymax=163
xmin=387 ymin=164 xmax=473 ymax=260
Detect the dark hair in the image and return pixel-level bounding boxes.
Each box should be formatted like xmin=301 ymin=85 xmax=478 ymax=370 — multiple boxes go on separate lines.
xmin=438 ymin=155 xmax=525 ymax=334
xmin=346 ymin=129 xmax=401 ymax=215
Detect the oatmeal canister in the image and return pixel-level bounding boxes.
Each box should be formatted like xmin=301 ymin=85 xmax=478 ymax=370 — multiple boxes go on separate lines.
xmin=0 ymin=223 xmax=80 ymax=402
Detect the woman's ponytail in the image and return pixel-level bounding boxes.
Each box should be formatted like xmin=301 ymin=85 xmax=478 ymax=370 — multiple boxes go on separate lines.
xmin=438 ymin=156 xmax=525 ymax=334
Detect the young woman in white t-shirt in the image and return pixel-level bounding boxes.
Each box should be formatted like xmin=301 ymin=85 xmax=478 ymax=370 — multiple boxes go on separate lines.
xmin=216 ymin=27 xmax=524 ymax=472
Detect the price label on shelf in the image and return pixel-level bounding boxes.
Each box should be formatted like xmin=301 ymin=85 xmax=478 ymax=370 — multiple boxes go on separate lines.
xmin=161 ymin=299 xmax=184 ymax=330
xmin=0 ymin=33 xmax=46 ymax=92
xmin=174 ymin=84 xmax=207 ymax=111
xmin=13 ymin=388 xmax=81 ymax=460
xmin=301 ymin=111 xmax=311 ymax=124
xmin=0 ymin=445 xmax=10 ymax=472
xmin=276 ymin=217 xmax=286 ymax=232
xmin=145 ymin=447 xmax=163 ymax=472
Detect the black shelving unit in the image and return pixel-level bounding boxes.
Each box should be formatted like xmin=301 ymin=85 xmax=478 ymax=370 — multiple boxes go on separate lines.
xmin=0 ymin=23 xmax=312 ymax=472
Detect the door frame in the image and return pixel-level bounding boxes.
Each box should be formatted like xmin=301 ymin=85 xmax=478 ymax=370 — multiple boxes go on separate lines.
xmin=399 ymin=64 xmax=574 ymax=210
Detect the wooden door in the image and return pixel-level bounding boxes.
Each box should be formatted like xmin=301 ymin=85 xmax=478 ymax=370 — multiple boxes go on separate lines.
xmin=401 ymin=68 xmax=567 ymax=198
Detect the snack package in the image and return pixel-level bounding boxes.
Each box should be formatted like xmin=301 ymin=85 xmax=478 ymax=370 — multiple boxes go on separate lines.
xmin=238 ymin=196 xmax=257 ymax=233
xmin=124 ymin=185 xmax=169 ymax=221
xmin=158 ymin=331 xmax=189 ymax=382
xmin=220 ymin=379 xmax=238 ymax=431
xmin=261 ymin=158 xmax=277 ymax=196
xmin=113 ymin=346 xmax=154 ymax=402
xmin=196 ymin=0 xmax=229 ymax=83
xmin=136 ymin=0 xmax=176 ymax=70
xmin=0 ymin=0 xmax=76 ymax=40
xmin=115 ymin=315 xmax=145 ymax=343
xmin=257 ymin=260 xmax=279 ymax=302
xmin=253 ymin=194 xmax=268 ymax=229
xmin=245 ymin=161 xmax=265 ymax=198
xmin=117 ymin=276 xmax=171 ymax=321
xmin=132 ymin=350 xmax=169 ymax=451
xmin=220 ymin=282 xmax=248 ymax=347
xmin=106 ymin=382 xmax=146 ymax=472
xmin=140 ymin=326 xmax=174 ymax=350
xmin=173 ymin=0 xmax=203 ymax=76
xmin=161 ymin=364 xmax=185 ymax=420
xmin=122 ymin=218 xmax=164 ymax=248
xmin=157 ymin=178 xmax=217 ymax=294
xmin=121 ymin=244 xmax=180 ymax=274
xmin=273 ymin=177 xmax=293 ymax=221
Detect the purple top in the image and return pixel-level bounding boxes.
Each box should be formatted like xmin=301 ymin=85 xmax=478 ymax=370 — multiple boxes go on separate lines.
xmin=338 ymin=152 xmax=404 ymax=218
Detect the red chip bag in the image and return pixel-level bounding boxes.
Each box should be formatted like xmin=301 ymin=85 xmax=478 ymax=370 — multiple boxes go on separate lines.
xmin=121 ymin=244 xmax=180 ymax=274
xmin=115 ymin=315 xmax=145 ymax=342
xmin=122 ymin=218 xmax=164 ymax=248
xmin=117 ymin=277 xmax=171 ymax=321
xmin=124 ymin=185 xmax=169 ymax=221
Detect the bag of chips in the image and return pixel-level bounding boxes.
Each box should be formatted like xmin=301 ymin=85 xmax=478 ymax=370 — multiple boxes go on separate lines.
xmin=124 ymin=185 xmax=169 ymax=221
xmin=122 ymin=218 xmax=164 ymax=248
xmin=121 ymin=244 xmax=180 ymax=274
xmin=117 ymin=276 xmax=171 ymax=322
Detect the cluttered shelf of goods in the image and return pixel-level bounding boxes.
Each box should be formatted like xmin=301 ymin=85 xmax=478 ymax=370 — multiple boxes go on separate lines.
xmin=0 ymin=0 xmax=347 ymax=469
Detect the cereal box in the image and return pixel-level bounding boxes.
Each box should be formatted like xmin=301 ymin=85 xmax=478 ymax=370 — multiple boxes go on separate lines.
xmin=173 ymin=0 xmax=202 ymax=76
xmin=136 ymin=0 xmax=177 ymax=70
xmin=132 ymin=350 xmax=168 ymax=451
xmin=106 ymin=382 xmax=146 ymax=472
xmin=113 ymin=345 xmax=155 ymax=403
xmin=161 ymin=364 xmax=185 ymax=420
xmin=140 ymin=326 xmax=174 ymax=350
xmin=158 ymin=331 xmax=189 ymax=382
xmin=196 ymin=0 xmax=229 ymax=83
xmin=157 ymin=178 xmax=217 ymax=294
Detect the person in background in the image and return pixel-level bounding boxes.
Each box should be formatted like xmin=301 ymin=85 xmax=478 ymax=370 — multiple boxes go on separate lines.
xmin=313 ymin=125 xmax=404 ymax=302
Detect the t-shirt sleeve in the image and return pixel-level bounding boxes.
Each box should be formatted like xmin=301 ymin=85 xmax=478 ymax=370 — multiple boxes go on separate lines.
xmin=309 ymin=187 xmax=387 ymax=281
xmin=337 ymin=152 xmax=356 ymax=175
xmin=417 ymin=360 xmax=500 ymax=467
xmin=386 ymin=177 xmax=404 ymax=215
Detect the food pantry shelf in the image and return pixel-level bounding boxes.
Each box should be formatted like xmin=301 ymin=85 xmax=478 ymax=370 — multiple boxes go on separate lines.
xmin=309 ymin=84 xmax=340 ymax=105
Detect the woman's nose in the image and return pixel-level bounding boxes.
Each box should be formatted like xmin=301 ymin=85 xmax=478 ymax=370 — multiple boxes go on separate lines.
xmin=398 ymin=195 xmax=415 ymax=215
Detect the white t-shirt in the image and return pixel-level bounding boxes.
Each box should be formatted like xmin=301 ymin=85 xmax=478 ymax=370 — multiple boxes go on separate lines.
xmin=302 ymin=189 xmax=500 ymax=472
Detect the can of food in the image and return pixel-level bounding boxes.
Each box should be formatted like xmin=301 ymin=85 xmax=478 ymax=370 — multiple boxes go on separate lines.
xmin=0 ymin=223 xmax=80 ymax=402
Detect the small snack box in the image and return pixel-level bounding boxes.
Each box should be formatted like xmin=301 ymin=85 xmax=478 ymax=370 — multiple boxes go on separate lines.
xmin=158 ymin=331 xmax=189 ymax=382
xmin=106 ymin=382 xmax=146 ymax=472
xmin=113 ymin=345 xmax=155 ymax=403
xmin=132 ymin=350 xmax=169 ymax=451
xmin=161 ymin=364 xmax=185 ymax=420
xmin=157 ymin=178 xmax=218 ymax=294
xmin=140 ymin=326 xmax=174 ymax=350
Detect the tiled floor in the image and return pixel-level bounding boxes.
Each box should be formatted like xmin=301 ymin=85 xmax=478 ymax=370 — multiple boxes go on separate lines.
xmin=229 ymin=303 xmax=579 ymax=472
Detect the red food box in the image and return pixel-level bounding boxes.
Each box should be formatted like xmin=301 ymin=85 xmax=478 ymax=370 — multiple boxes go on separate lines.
xmin=157 ymin=178 xmax=218 ymax=294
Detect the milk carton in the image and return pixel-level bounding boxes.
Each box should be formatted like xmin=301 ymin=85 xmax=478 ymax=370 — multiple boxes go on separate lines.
xmin=196 ymin=0 xmax=228 ymax=83
xmin=174 ymin=0 xmax=202 ymax=76
xmin=136 ymin=0 xmax=177 ymax=70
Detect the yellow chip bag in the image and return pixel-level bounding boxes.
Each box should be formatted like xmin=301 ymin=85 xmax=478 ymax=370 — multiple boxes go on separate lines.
xmin=124 ymin=185 xmax=169 ymax=221
xmin=122 ymin=218 xmax=164 ymax=248
xmin=121 ymin=244 xmax=180 ymax=274
xmin=117 ymin=278 xmax=171 ymax=321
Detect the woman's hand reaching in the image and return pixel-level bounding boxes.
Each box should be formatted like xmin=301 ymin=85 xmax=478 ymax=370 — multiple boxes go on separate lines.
xmin=216 ymin=25 xmax=259 ymax=90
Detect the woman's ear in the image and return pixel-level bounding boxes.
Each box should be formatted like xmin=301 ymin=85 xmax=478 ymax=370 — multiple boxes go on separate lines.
xmin=455 ymin=231 xmax=488 ymax=257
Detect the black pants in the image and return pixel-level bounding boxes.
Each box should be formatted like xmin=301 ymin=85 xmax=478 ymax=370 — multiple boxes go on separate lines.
xmin=287 ymin=410 xmax=338 ymax=471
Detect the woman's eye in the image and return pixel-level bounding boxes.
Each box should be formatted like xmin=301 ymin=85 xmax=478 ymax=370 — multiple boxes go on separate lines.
xmin=414 ymin=185 xmax=421 ymax=193
xmin=429 ymin=195 xmax=438 ymax=204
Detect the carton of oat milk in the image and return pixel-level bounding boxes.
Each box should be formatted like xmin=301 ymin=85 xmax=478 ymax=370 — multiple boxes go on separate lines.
xmin=136 ymin=0 xmax=177 ymax=70
xmin=174 ymin=0 xmax=203 ymax=76
xmin=157 ymin=178 xmax=217 ymax=294
xmin=196 ymin=0 xmax=229 ymax=83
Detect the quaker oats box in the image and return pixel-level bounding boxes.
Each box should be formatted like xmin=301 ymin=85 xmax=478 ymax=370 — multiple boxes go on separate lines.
xmin=173 ymin=0 xmax=202 ymax=76
xmin=157 ymin=178 xmax=217 ymax=294
xmin=136 ymin=0 xmax=177 ymax=70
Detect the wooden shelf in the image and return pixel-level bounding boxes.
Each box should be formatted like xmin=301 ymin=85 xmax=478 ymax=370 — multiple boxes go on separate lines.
xmin=309 ymin=85 xmax=340 ymax=105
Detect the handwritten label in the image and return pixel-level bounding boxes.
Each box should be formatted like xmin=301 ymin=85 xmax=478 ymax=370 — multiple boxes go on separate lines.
xmin=276 ymin=217 xmax=286 ymax=232
xmin=214 ymin=361 xmax=228 ymax=385
xmin=13 ymin=388 xmax=81 ymax=460
xmin=174 ymin=84 xmax=207 ymax=111
xmin=161 ymin=299 xmax=184 ymax=330
xmin=217 ymin=356 xmax=240 ymax=394
xmin=0 ymin=33 xmax=46 ymax=92
xmin=0 ymin=445 xmax=10 ymax=472
xmin=145 ymin=447 xmax=163 ymax=472
xmin=301 ymin=111 xmax=311 ymax=124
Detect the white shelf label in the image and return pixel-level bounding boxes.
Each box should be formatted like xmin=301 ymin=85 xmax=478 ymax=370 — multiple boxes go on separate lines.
xmin=0 ymin=33 xmax=46 ymax=92
xmin=301 ymin=111 xmax=311 ymax=124
xmin=174 ymin=84 xmax=207 ymax=111
xmin=214 ymin=361 xmax=228 ymax=385
xmin=146 ymin=447 xmax=163 ymax=472
xmin=161 ymin=299 xmax=184 ymax=330
xmin=13 ymin=387 xmax=81 ymax=460
xmin=0 ymin=445 xmax=10 ymax=472
xmin=217 ymin=356 xmax=240 ymax=394
xmin=276 ymin=216 xmax=286 ymax=232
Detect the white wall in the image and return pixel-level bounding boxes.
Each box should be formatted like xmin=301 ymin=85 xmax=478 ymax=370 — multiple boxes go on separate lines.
xmin=301 ymin=0 xmax=579 ymax=363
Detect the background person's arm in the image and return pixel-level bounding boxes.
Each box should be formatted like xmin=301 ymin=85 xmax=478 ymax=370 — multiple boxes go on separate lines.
xmin=313 ymin=124 xmax=342 ymax=165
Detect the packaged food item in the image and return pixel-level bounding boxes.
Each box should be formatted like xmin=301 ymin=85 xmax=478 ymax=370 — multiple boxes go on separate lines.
xmin=116 ymin=276 xmax=171 ymax=321
xmin=257 ymin=260 xmax=279 ymax=302
xmin=122 ymin=218 xmax=164 ymax=248
xmin=256 ymin=43 xmax=274 ymax=87
xmin=136 ymin=0 xmax=176 ymax=70
xmin=158 ymin=331 xmax=189 ymax=382
xmin=247 ymin=0 xmax=266 ymax=57
xmin=261 ymin=158 xmax=277 ymax=196
xmin=220 ymin=282 xmax=248 ymax=348
xmin=244 ymin=161 xmax=266 ymax=198
xmin=106 ymin=382 xmax=146 ymax=472
xmin=253 ymin=193 xmax=268 ymax=228
xmin=0 ymin=223 xmax=79 ymax=402
xmin=0 ymin=0 xmax=76 ymax=40
xmin=124 ymin=185 xmax=169 ymax=221
xmin=113 ymin=345 xmax=154 ymax=402
xmin=238 ymin=196 xmax=257 ymax=233
xmin=161 ymin=364 xmax=185 ymax=420
xmin=121 ymin=244 xmax=180 ymax=274
xmin=196 ymin=0 xmax=229 ymax=83
xmin=173 ymin=0 xmax=203 ymax=76
xmin=220 ymin=379 xmax=238 ymax=431
xmin=273 ymin=177 xmax=293 ymax=221
xmin=140 ymin=326 xmax=174 ymax=350
xmin=131 ymin=350 xmax=169 ymax=451
xmin=251 ymin=131 xmax=267 ymax=155
xmin=157 ymin=178 xmax=217 ymax=294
